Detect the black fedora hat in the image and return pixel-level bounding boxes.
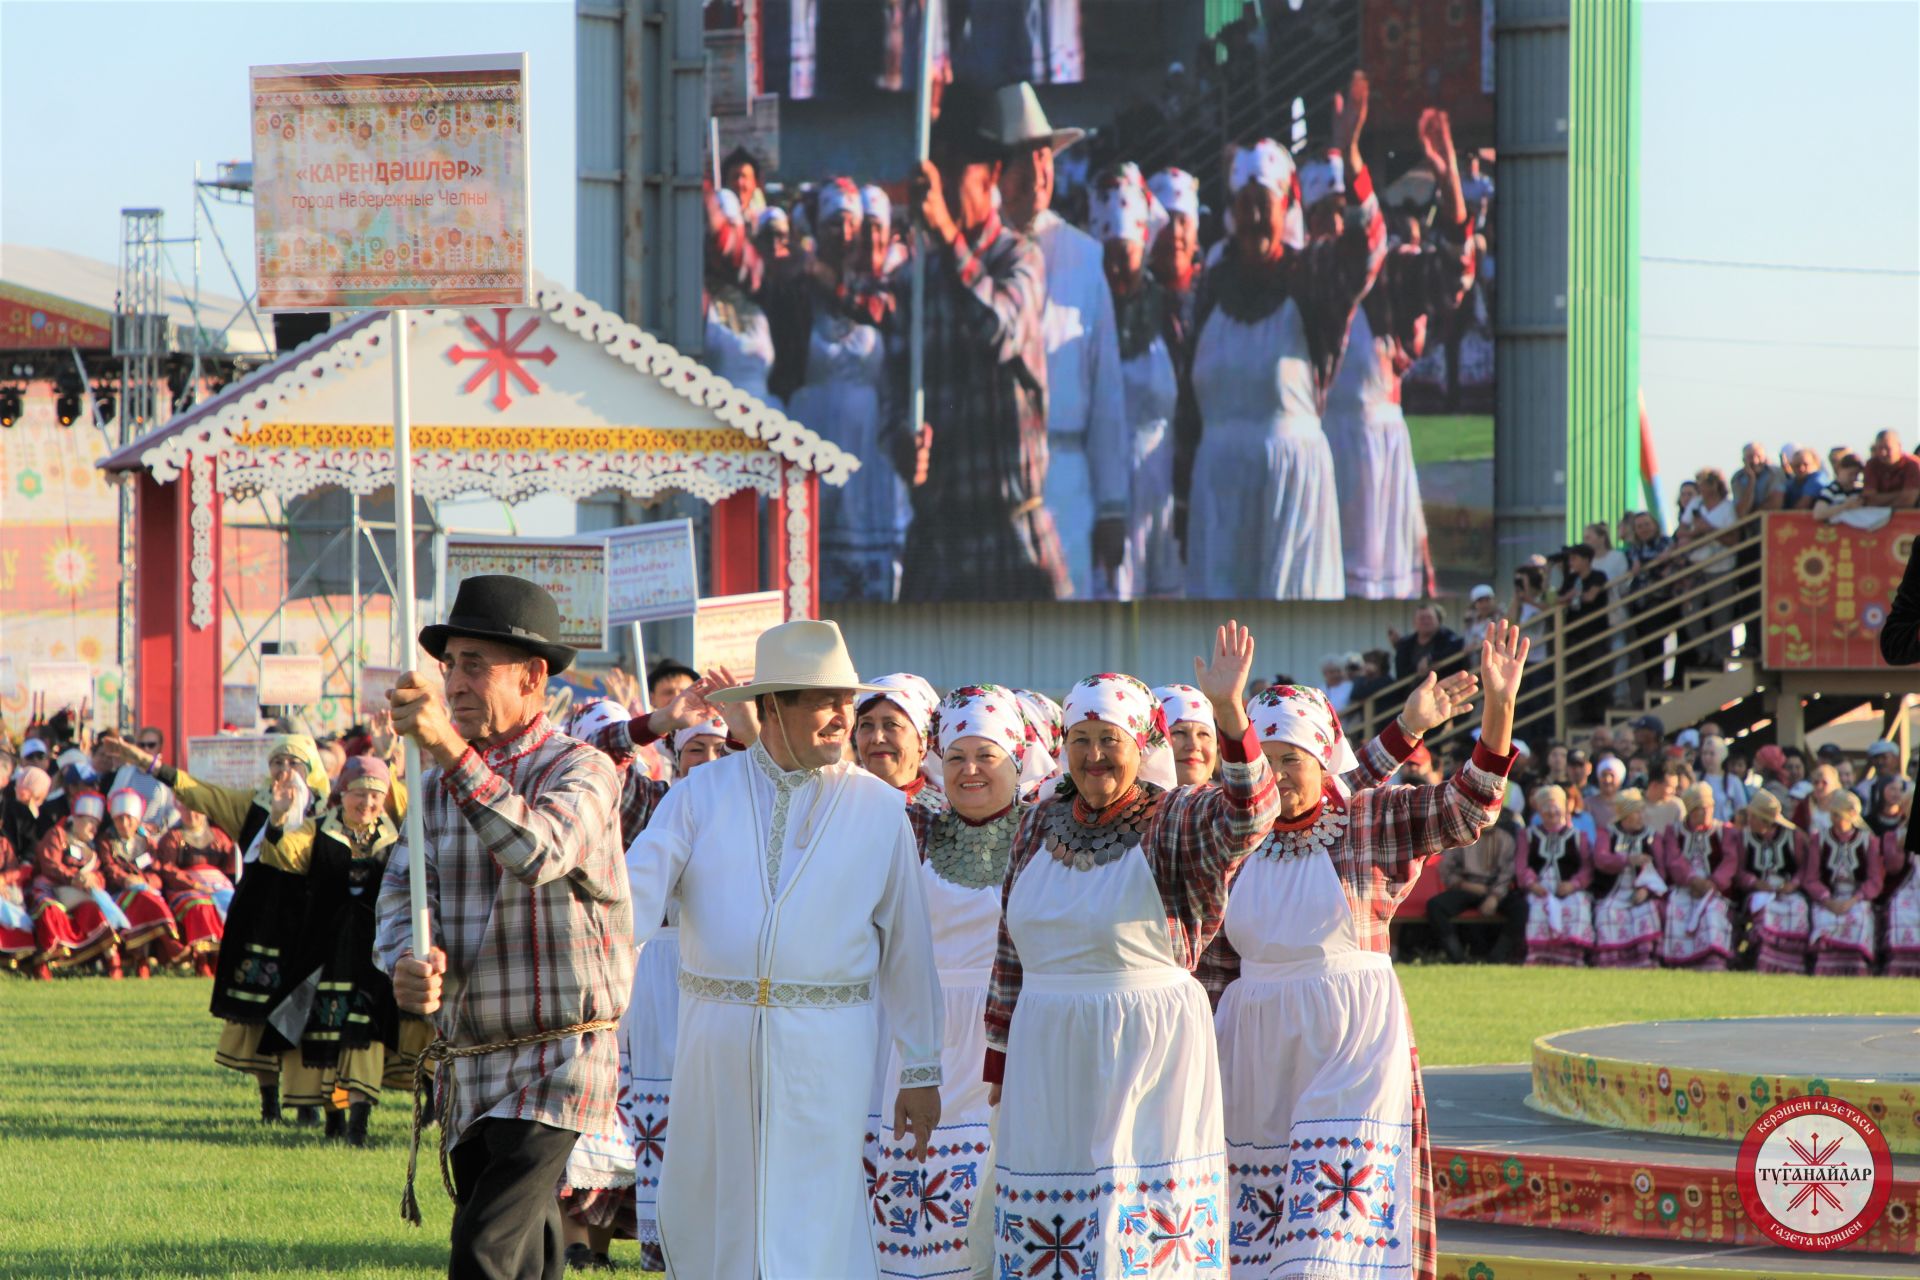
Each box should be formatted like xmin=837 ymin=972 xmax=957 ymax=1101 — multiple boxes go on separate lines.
xmin=420 ymin=575 xmax=577 ymax=674
xmin=931 ymin=78 xmax=1009 ymax=165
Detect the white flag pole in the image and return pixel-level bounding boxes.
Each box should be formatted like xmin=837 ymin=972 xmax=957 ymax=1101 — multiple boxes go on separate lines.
xmin=391 ymin=309 xmax=431 ymax=955
xmin=908 ymin=0 xmax=938 ymax=466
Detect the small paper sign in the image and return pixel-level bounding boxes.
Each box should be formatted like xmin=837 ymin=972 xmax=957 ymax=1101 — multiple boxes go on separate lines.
xmin=444 ymin=536 xmax=609 ymax=650
xmin=360 ymin=665 xmax=403 ymax=714
xmin=692 ymin=591 xmax=784 ymax=681
xmin=26 ymin=661 xmax=93 ymax=714
xmin=223 ymin=684 xmax=260 ymax=729
xmin=187 ymin=735 xmax=275 ymax=791
xmin=259 ymin=654 xmax=325 ymax=706
xmin=601 ymin=520 xmax=699 ymax=625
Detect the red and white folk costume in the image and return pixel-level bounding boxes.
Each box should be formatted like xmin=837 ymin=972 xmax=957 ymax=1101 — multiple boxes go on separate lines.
xmin=154 ymin=817 xmax=237 ymax=963
xmin=862 ymin=673 xmax=949 ymax=826
xmin=0 ymin=835 xmax=37 ymax=968
xmin=987 ymin=674 xmax=1280 ymax=1280
xmin=867 ymin=685 xmax=1031 ymax=1279
xmin=1733 ymin=799 xmax=1809 ymax=974
xmin=1654 ymin=786 xmax=1737 ymax=970
xmin=1798 ymin=794 xmax=1887 ymax=977
xmin=27 ymin=794 xmax=126 ymax=969
xmin=95 ymin=788 xmax=180 ymax=968
xmin=1517 ymin=803 xmax=1595 ymax=966
xmin=1588 ymin=794 xmax=1665 ymax=969
xmin=1212 ymin=686 xmax=1515 ymax=1280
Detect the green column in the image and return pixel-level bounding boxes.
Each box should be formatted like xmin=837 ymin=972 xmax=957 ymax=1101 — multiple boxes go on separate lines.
xmin=1566 ymin=0 xmax=1642 ymax=540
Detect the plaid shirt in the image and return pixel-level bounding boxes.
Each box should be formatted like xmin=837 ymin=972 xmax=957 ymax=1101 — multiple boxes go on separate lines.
xmin=984 ymin=727 xmax=1277 ymax=1080
xmin=586 ymin=716 xmax=673 ymax=849
xmin=896 ymin=214 xmax=1070 ymax=601
xmin=901 ymin=778 xmax=948 ymax=852
xmin=373 ymin=714 xmax=633 ymax=1149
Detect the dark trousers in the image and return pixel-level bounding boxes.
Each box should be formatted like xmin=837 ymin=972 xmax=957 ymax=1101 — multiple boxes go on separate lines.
xmin=1427 ymin=886 xmax=1528 ymax=962
xmin=448 ymin=1118 xmax=577 ymax=1280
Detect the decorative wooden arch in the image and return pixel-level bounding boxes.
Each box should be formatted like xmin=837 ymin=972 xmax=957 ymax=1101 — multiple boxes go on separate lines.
xmin=98 ymin=280 xmax=853 ymax=747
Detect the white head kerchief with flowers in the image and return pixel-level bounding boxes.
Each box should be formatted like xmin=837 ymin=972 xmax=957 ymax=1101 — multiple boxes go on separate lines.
xmin=1153 ymin=683 xmax=1216 ymax=733
xmin=935 ymin=685 xmax=1031 ymax=768
xmin=1013 ymin=688 xmax=1066 ymax=759
xmin=1064 ymin=673 xmax=1168 ymax=751
xmin=864 ymin=673 xmax=941 ymax=744
xmin=1250 ymin=684 xmax=1359 ymax=778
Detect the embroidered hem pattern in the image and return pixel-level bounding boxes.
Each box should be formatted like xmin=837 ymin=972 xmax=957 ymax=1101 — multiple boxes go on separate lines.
xmin=1227 ymin=1119 xmax=1412 ymax=1279
xmin=996 ymin=1155 xmax=1228 ymax=1276
xmin=866 ymin=1125 xmax=992 ymax=1278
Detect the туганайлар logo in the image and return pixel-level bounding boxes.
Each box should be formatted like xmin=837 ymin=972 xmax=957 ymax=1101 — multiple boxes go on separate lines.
xmin=1736 ymin=1094 xmax=1892 ymax=1251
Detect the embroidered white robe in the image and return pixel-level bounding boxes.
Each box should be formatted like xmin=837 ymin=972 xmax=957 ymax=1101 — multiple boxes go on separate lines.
xmin=626 ymin=742 xmax=945 ymax=1278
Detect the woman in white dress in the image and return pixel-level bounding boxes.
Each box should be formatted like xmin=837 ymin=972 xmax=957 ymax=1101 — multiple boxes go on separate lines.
xmin=1090 ymin=165 xmax=1182 ymax=600
xmin=987 ymin=627 xmax=1279 ymax=1278
xmin=866 ymin=685 xmax=1033 ymax=1280
xmin=786 ymin=178 xmax=910 ymax=602
xmin=1186 ymin=72 xmax=1386 ymax=601
xmin=1211 ymin=622 xmax=1527 ymax=1280
xmin=1319 ymin=109 xmax=1475 ymax=600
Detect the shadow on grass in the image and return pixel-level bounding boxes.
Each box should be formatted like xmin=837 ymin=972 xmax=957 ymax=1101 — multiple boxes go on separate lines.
xmin=0 ymin=1239 xmax=448 ymax=1278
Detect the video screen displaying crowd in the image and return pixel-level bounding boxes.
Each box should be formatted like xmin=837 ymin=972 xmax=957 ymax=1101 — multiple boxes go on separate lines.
xmin=704 ymin=55 xmax=1493 ymax=604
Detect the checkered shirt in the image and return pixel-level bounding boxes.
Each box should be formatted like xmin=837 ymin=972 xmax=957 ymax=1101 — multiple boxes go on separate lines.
xmin=373 ymin=714 xmax=633 ymax=1150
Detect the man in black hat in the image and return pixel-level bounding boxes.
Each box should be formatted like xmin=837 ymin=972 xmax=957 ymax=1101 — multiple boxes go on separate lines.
xmin=898 ymin=77 xmax=1070 ymax=602
xmin=374 ymin=575 xmax=633 ymax=1280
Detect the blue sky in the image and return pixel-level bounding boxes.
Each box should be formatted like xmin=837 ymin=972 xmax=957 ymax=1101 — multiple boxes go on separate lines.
xmin=1639 ymin=0 xmax=1918 ymax=495
xmin=2 ymin=0 xmax=1915 ymax=528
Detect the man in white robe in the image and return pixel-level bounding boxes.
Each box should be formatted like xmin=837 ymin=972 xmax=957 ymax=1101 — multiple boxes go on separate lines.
xmin=995 ymin=82 xmax=1131 ymax=600
xmin=626 ymin=620 xmax=944 ymax=1278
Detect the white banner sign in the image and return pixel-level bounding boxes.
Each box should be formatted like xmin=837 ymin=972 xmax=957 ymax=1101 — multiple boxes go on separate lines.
xmin=250 ymin=53 xmax=531 ymax=310
xmin=600 ymin=520 xmax=700 ymax=625
xmin=223 ymin=684 xmax=260 ymax=729
xmin=360 ymin=665 xmax=404 ymax=714
xmin=444 ymin=536 xmax=609 ymax=651
xmin=187 ymin=735 xmax=275 ymax=791
xmin=258 ymin=654 xmax=326 ymax=706
xmin=26 ymin=661 xmax=92 ymax=714
xmin=692 ymin=591 xmax=784 ymax=680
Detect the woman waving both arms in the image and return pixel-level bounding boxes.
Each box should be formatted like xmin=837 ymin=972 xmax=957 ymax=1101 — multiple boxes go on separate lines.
xmin=1214 ymin=620 xmax=1528 ymax=1280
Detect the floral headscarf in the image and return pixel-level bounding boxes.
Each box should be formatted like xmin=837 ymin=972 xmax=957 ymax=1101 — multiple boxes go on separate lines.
xmin=1013 ymin=689 xmax=1065 ymax=759
xmin=1062 ymin=674 xmax=1168 ymax=752
xmin=1153 ymin=684 xmax=1215 ymax=733
xmin=934 ymin=685 xmax=1030 ymax=767
xmin=861 ymin=673 xmax=941 ymax=745
xmin=566 ymin=697 xmax=631 ymax=745
xmin=1249 ymin=684 xmax=1359 ymax=777
xmin=1089 ymin=164 xmax=1153 ymax=246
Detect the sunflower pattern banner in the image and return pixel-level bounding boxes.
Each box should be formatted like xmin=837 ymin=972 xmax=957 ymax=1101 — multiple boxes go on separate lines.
xmin=1763 ymin=512 xmax=1920 ymax=669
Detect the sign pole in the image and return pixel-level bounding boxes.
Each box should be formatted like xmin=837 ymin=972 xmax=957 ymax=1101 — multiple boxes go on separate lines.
xmin=908 ymin=0 xmax=937 ymax=467
xmin=630 ymin=621 xmax=652 ymax=716
xmin=391 ymin=309 xmax=431 ymax=956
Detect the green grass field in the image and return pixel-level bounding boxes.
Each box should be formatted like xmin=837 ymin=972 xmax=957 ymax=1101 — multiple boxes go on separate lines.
xmin=1406 ymin=412 xmax=1493 ymax=467
xmin=4 ymin=969 xmax=1917 ymax=1277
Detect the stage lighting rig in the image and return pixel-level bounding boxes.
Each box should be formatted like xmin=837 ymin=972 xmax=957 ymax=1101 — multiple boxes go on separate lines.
xmin=0 ymin=387 xmax=22 ymax=428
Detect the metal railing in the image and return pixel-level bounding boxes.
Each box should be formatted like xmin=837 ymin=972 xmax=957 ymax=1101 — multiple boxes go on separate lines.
xmin=1346 ymin=512 xmax=1771 ymax=760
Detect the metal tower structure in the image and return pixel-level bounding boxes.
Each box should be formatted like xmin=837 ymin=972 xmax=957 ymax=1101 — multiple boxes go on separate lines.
xmin=113 ymin=208 xmax=172 ymax=689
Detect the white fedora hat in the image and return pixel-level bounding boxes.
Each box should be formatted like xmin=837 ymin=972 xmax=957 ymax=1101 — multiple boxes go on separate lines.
xmin=707 ymin=619 xmax=888 ymax=703
xmin=991 ymin=81 xmax=1085 ymax=153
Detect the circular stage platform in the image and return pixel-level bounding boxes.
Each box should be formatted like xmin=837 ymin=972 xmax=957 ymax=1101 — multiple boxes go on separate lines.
xmin=1529 ymin=1015 xmax=1920 ymax=1154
